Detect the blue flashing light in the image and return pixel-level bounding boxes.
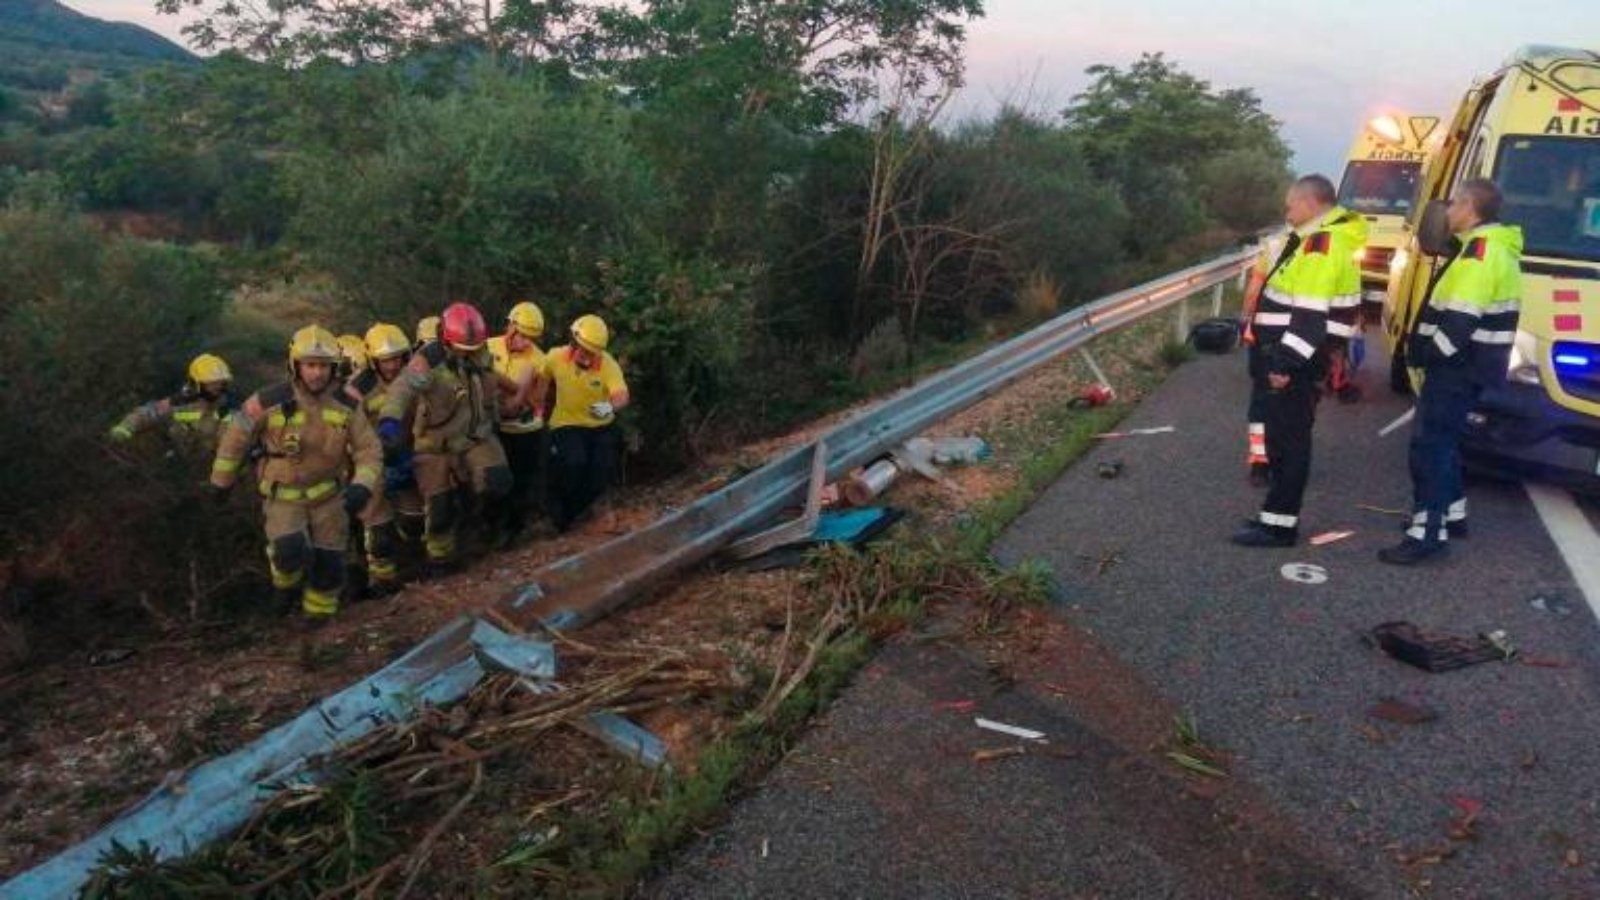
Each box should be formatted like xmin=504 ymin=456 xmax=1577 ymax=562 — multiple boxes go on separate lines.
xmin=1552 ymin=341 xmax=1597 ymax=372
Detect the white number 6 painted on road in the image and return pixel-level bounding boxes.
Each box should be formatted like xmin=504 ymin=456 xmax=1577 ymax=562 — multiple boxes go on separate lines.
xmin=1281 ymin=563 xmax=1329 ymax=585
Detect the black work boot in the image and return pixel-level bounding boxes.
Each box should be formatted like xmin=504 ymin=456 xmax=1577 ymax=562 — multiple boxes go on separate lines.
xmin=368 ymin=574 xmax=402 ymax=598
xmin=1378 ymin=539 xmax=1450 ymax=566
xmin=1230 ymin=521 xmax=1298 ymax=548
xmin=344 ymin=564 xmax=371 ymax=603
xmin=295 ymin=613 xmax=332 ymax=633
xmin=421 ymin=557 xmax=460 ymax=581
xmin=272 ymin=586 xmax=301 ymax=617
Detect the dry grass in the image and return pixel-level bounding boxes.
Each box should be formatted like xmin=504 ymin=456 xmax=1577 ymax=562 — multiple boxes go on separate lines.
xmin=79 ymin=628 xmax=727 ymax=899
xmin=1015 ymin=268 xmax=1062 ymax=321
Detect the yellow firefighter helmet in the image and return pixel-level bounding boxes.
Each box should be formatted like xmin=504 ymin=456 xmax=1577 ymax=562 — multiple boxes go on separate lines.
xmin=570 ymin=314 xmax=610 ymax=353
xmin=365 ymin=322 xmax=410 ymax=361
xmin=507 ymin=301 xmax=546 ymax=339
xmin=288 ymin=325 xmax=342 ymax=365
xmin=337 ymin=334 xmax=368 ymax=371
xmin=186 ymin=353 xmax=232 ymax=385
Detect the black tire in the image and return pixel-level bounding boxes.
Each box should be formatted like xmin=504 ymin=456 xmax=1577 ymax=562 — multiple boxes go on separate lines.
xmin=1389 ymin=348 xmax=1413 ymax=396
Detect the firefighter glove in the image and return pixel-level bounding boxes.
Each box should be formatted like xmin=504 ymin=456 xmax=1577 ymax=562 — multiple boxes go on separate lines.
xmin=377 ymin=417 xmax=404 ymax=449
xmin=343 ymin=483 xmax=372 ymax=516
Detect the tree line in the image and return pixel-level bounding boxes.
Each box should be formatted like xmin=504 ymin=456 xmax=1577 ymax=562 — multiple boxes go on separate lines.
xmin=0 ymin=0 xmax=1291 ymax=644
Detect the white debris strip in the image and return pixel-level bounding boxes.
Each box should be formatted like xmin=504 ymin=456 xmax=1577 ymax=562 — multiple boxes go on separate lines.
xmin=1094 ymin=426 xmax=1177 ymax=440
xmin=975 ymin=718 xmax=1047 ymax=742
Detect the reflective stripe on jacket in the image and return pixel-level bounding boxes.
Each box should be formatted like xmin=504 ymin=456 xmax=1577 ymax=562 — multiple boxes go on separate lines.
xmin=1253 ymin=206 xmax=1368 ymax=374
xmin=211 ymin=380 xmax=381 ymax=498
xmin=1408 ymin=222 xmax=1524 ymax=385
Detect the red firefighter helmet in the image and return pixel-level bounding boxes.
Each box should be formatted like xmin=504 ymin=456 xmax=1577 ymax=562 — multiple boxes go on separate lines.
xmin=440 ymin=302 xmax=488 ymax=351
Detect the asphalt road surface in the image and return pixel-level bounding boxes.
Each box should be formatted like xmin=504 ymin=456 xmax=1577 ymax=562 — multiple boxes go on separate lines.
xmin=648 ymin=346 xmax=1600 ymax=900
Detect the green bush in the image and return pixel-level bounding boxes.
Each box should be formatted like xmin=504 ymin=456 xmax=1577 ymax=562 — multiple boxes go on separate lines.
xmin=578 ymin=247 xmax=755 ymax=468
xmin=1196 ymin=146 xmax=1291 ymax=232
xmin=285 ymin=69 xmax=660 ymax=323
xmin=0 ymin=207 xmax=254 ymax=641
xmin=946 ymin=109 xmax=1129 ymax=305
xmin=282 ymin=69 xmax=761 ymax=467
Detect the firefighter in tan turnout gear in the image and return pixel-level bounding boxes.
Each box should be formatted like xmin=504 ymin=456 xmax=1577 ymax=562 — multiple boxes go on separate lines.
xmin=343 ymin=322 xmax=423 ymax=593
xmin=210 ymin=325 xmax=383 ymax=622
xmin=110 ymin=353 xmax=235 ymax=449
xmin=377 ymin=302 xmax=512 ymax=573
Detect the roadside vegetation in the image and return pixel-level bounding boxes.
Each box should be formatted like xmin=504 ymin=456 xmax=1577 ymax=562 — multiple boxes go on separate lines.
xmin=1 ymin=0 xmax=1287 ymax=884
xmin=77 ymin=300 xmax=1207 ymax=897
xmin=0 ymin=0 xmax=1290 ymax=658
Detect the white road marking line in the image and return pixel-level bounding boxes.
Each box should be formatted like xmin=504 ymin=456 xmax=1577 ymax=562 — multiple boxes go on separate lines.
xmin=1525 ymin=483 xmax=1600 ymax=621
xmin=1378 ymin=407 xmax=1415 ymax=437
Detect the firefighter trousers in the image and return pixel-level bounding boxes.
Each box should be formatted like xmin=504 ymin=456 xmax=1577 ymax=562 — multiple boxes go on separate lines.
xmin=263 ymin=495 xmax=348 ymax=617
xmin=413 ymin=437 xmax=511 ymax=562
xmin=359 ymin=486 xmax=421 ymax=586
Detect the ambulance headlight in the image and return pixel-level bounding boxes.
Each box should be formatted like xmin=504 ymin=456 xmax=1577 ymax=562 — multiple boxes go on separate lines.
xmin=1506 ymin=330 xmax=1542 ymax=385
xmin=1390 ymin=249 xmax=1409 ymax=272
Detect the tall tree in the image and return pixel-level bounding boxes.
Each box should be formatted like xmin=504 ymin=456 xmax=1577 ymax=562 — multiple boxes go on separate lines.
xmin=1061 ymin=52 xmax=1290 ymax=254
xmin=154 ymin=0 xmax=591 ymax=64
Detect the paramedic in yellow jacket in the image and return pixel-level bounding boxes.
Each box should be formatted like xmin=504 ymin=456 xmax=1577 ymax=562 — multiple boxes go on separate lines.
xmin=487 ymin=301 xmax=549 ymax=544
xmin=545 ymin=314 xmax=630 ymax=532
xmin=1232 ymin=175 xmax=1366 ymax=548
xmin=210 ymin=326 xmax=383 ymax=622
xmin=1380 ymin=179 xmax=1522 ymax=566
xmin=110 ymin=353 xmax=235 ymax=451
xmin=343 ymin=322 xmax=423 ymax=593
xmin=378 ymin=302 xmax=512 ymax=571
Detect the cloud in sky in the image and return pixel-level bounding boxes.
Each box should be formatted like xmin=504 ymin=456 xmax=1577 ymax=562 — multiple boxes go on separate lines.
xmin=62 ymin=0 xmax=1600 ymax=172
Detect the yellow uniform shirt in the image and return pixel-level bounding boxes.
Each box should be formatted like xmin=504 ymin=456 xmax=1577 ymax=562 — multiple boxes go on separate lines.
xmin=488 ymin=335 xmax=547 ymax=434
xmin=544 ymin=344 xmax=627 ymax=429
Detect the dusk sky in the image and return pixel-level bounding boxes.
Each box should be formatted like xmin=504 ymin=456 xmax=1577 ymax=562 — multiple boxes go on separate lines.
xmin=64 ymin=0 xmax=1600 ymax=173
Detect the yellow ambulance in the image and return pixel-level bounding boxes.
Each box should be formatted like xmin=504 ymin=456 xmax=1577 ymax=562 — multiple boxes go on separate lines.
xmin=1386 ymin=46 xmax=1600 ymax=489
xmin=1337 ymin=113 xmax=1440 ymax=311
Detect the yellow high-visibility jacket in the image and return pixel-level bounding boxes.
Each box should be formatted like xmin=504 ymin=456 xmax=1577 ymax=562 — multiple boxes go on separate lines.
xmin=1253 ymin=207 xmax=1368 ymax=374
xmin=1409 ymin=223 xmax=1523 ymax=385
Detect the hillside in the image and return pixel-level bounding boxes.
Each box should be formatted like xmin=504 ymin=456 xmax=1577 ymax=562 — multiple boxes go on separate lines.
xmin=0 ymin=0 xmax=192 ymax=62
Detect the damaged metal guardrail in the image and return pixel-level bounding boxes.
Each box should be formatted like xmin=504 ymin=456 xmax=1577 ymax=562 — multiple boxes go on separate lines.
xmin=2 ymin=243 xmax=1257 ymax=898
xmin=505 ymin=244 xmax=1257 ymax=629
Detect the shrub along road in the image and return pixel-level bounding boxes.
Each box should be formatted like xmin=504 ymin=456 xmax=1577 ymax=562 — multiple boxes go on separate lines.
xmin=649 ymin=345 xmax=1600 ymax=898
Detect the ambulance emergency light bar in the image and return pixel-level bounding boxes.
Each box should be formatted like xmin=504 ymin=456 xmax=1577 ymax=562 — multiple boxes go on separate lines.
xmin=1367 ymin=115 xmax=1406 ymax=145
